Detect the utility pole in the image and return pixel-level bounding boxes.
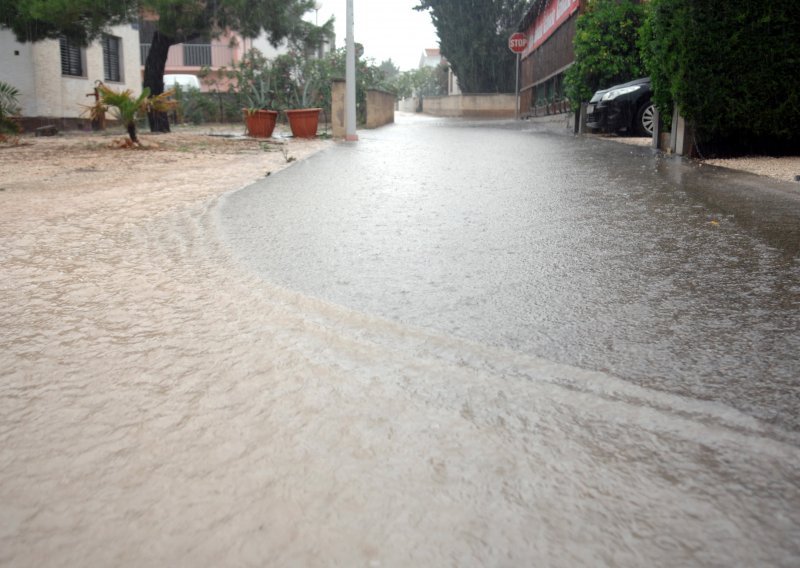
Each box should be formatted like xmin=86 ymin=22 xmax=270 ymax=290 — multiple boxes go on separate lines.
xmin=345 ymin=0 xmax=358 ymax=141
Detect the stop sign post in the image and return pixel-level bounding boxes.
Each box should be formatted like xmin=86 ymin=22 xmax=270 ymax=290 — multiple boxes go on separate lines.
xmin=508 ymin=32 xmax=528 ymax=54
xmin=508 ymin=33 xmax=528 ymax=119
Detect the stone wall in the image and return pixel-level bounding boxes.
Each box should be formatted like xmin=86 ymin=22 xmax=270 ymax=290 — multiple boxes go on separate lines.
xmin=331 ymin=79 xmax=346 ymax=138
xmin=331 ymin=79 xmax=396 ymax=138
xmin=421 ymin=94 xmax=516 ymax=118
xmin=365 ymin=89 xmax=395 ymax=129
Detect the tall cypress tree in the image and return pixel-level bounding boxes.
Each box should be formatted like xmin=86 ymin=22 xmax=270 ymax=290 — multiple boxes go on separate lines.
xmin=415 ymin=0 xmax=529 ymax=93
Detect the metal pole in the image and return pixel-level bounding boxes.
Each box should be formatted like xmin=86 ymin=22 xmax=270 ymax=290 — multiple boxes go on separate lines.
xmin=345 ymin=0 xmax=358 ymax=141
xmin=515 ymin=52 xmax=520 ymax=120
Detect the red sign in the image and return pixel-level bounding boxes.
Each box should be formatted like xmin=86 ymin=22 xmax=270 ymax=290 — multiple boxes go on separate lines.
xmin=508 ymin=32 xmax=528 ymax=54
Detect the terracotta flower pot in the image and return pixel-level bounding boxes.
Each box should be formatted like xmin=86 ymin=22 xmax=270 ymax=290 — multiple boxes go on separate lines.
xmin=243 ymin=109 xmax=278 ymax=138
xmin=285 ymin=108 xmax=321 ymax=138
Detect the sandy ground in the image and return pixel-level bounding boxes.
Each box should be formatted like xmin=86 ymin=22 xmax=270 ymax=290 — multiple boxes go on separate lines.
xmin=0 ymin=123 xmax=332 ymax=225
xmin=2 ymin=122 xmax=799 ymax=566
xmin=3 ymin=124 xmax=795 ymax=201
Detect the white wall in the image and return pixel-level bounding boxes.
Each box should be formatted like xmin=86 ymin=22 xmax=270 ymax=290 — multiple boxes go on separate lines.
xmin=0 ymin=24 xmax=141 ymax=120
xmin=0 ymin=31 xmax=37 ymax=116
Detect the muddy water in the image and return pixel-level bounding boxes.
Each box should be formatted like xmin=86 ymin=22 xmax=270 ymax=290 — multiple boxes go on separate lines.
xmin=221 ymin=120 xmax=800 ymax=432
xmin=2 ymin=132 xmax=800 ymax=566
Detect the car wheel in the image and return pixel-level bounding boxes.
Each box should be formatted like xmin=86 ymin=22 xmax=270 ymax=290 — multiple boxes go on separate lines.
xmin=635 ymin=101 xmax=656 ymax=137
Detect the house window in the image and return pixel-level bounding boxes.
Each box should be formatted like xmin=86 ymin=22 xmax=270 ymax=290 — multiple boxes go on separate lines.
xmin=59 ymin=36 xmax=83 ymax=77
xmin=102 ymin=34 xmax=122 ymax=82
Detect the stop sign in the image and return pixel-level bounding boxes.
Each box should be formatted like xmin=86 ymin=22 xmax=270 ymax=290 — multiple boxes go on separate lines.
xmin=508 ymin=32 xmax=528 ymax=54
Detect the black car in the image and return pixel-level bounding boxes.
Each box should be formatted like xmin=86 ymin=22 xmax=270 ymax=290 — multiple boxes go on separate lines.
xmin=586 ymin=77 xmax=655 ymax=137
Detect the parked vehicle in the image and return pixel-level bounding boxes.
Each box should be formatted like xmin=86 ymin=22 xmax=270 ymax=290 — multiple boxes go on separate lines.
xmin=586 ymin=77 xmax=655 ymax=137
xmin=164 ymin=74 xmax=201 ymax=90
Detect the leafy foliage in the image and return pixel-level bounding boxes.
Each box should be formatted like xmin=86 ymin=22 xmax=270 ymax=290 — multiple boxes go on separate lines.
xmin=0 ymin=0 xmax=134 ymax=44
xmin=97 ymin=83 xmax=176 ymax=144
xmin=171 ymin=83 xmax=239 ymax=124
xmin=640 ymin=0 xmax=800 ymax=153
xmin=230 ymin=49 xmax=277 ymax=110
xmin=388 ymin=65 xmax=448 ymax=99
xmin=140 ymin=0 xmax=331 ymax=131
xmin=139 ymin=0 xmax=320 ymax=45
xmin=288 ymin=47 xmax=391 ymax=121
xmin=273 ymin=50 xmax=323 ymax=109
xmin=0 ymin=81 xmax=22 ymax=140
xmin=0 ymin=81 xmax=21 ymax=133
xmin=564 ymin=0 xmax=646 ymax=104
xmin=415 ymin=0 xmax=529 ymax=93
xmin=1 ymin=0 xmax=329 ymax=132
xmin=378 ymin=59 xmax=400 ymax=81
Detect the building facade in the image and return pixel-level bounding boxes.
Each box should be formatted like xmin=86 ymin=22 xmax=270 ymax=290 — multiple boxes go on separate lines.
xmin=0 ymin=25 xmax=142 ymax=129
xmin=518 ymin=0 xmax=585 ymax=116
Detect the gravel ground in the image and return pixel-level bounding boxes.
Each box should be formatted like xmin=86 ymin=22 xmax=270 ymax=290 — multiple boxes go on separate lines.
xmin=604 ymin=134 xmax=800 ymax=185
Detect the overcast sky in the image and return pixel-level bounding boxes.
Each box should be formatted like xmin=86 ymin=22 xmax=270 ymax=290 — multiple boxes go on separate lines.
xmin=307 ymin=1 xmax=440 ymax=71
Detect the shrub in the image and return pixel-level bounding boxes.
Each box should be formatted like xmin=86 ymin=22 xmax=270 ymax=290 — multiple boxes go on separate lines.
xmin=641 ymin=0 xmax=800 ymax=154
xmin=565 ymin=0 xmax=647 ymax=104
xmin=0 ymin=81 xmax=22 ymax=137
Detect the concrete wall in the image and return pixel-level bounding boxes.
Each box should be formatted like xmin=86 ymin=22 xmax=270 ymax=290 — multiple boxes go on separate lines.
xmin=0 ymin=25 xmax=141 ymax=127
xmin=332 ymin=80 xmax=396 ymax=138
xmin=331 ymin=79 xmax=346 ymax=138
xmin=397 ymin=97 xmax=419 ymax=113
xmin=365 ymin=89 xmax=395 ymax=129
xmin=421 ymin=94 xmax=516 ymax=118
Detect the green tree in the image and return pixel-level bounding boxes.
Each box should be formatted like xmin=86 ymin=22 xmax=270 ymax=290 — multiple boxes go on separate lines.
xmin=378 ymin=59 xmax=400 ymax=80
xmin=140 ymin=0 xmax=331 ymax=132
xmin=414 ymin=0 xmax=528 ymax=93
xmin=388 ymin=71 xmax=416 ymax=100
xmin=564 ymin=0 xmax=646 ymax=104
xmin=0 ymin=0 xmax=133 ymax=44
xmin=0 ymin=0 xmax=328 ymax=132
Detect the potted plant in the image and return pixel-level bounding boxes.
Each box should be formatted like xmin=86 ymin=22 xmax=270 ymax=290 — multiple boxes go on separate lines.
xmin=243 ymin=76 xmax=278 ymax=138
xmin=275 ymin=50 xmax=323 ymax=138
xmin=235 ymin=49 xmax=279 ymax=138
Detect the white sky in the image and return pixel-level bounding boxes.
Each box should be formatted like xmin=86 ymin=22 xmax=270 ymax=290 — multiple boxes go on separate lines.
xmin=307 ymin=1 xmax=440 ymax=71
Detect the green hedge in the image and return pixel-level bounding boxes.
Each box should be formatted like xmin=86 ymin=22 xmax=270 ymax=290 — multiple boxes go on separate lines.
xmin=641 ymin=0 xmax=800 ymax=154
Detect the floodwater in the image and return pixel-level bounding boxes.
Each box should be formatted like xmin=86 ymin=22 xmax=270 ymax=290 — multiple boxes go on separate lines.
xmin=2 ymin=116 xmax=800 ymax=566
xmin=221 ymin=116 xmax=800 ymax=432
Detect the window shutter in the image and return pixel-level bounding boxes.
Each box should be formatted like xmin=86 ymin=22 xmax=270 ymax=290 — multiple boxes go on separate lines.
xmin=102 ymin=35 xmax=121 ymax=82
xmin=59 ymin=37 xmax=83 ymax=76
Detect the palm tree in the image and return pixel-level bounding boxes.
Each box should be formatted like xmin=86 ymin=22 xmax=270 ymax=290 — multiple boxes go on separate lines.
xmin=97 ymin=83 xmax=176 ymax=145
xmin=0 ymin=81 xmax=22 ymax=139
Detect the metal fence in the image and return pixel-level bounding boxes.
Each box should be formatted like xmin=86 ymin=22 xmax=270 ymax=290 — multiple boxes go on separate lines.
xmin=140 ymin=44 xmax=235 ymax=68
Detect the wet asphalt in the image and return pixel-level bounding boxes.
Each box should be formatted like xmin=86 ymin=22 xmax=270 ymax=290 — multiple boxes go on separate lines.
xmin=218 ymin=114 xmax=800 ymax=432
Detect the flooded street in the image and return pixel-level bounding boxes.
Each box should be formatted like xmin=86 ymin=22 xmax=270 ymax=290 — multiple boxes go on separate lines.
xmin=2 ymin=117 xmax=800 ymax=566
xmin=221 ymin=116 xmax=800 ymax=432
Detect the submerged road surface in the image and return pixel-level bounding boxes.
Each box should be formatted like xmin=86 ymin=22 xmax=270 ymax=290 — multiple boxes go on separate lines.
xmin=220 ymin=115 xmax=800 ymax=432
xmin=2 ymin=115 xmax=799 ymax=566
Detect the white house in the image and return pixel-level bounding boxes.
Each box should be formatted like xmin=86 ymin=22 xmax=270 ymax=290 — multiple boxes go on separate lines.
xmin=418 ymin=47 xmax=460 ymax=96
xmin=0 ymin=24 xmax=141 ymax=129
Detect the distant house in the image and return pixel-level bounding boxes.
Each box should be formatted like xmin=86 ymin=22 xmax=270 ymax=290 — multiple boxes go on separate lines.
xmin=518 ymin=0 xmax=583 ymax=115
xmin=137 ymin=19 xmax=247 ymax=93
xmin=138 ymin=18 xmax=335 ymax=94
xmin=0 ymin=25 xmax=142 ymax=130
xmin=418 ymin=48 xmax=460 ymax=96
xmin=419 ymin=47 xmax=442 ymax=69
